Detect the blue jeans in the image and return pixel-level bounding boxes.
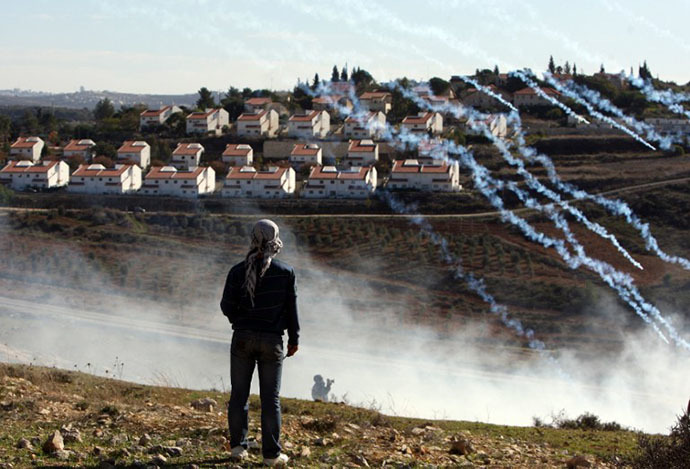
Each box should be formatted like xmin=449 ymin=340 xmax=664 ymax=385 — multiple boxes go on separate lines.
xmin=228 ymin=330 xmax=284 ymax=458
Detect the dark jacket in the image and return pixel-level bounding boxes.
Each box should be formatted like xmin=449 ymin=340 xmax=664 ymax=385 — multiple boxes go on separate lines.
xmin=220 ymin=258 xmax=300 ymax=345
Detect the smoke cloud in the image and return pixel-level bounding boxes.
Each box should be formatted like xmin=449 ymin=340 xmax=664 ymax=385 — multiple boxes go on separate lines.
xmin=0 ymin=210 xmax=688 ymax=435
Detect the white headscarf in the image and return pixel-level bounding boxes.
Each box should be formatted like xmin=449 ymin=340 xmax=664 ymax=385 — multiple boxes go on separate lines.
xmin=243 ymin=219 xmax=283 ymax=306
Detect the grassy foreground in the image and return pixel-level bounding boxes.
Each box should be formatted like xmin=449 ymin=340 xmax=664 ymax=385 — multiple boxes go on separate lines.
xmin=0 ymin=363 xmax=642 ymax=468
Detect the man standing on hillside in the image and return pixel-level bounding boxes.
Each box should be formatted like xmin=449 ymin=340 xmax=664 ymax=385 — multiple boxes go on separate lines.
xmin=221 ymin=219 xmax=300 ymax=467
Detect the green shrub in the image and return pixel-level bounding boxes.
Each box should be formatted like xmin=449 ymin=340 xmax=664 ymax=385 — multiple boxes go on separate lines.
xmin=633 ymin=404 xmax=690 ymax=468
xmin=553 ymin=411 xmax=622 ymax=431
xmin=0 ymin=185 xmax=12 ymax=206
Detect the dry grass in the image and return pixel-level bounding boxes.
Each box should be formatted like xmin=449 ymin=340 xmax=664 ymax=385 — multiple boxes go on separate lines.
xmin=0 ymin=362 xmax=643 ymax=468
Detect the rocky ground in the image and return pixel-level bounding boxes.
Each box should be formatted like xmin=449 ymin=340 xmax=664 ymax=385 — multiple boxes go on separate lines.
xmin=0 ymin=363 xmax=641 ymax=468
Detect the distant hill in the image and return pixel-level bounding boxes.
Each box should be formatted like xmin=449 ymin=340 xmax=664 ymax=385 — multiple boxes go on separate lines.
xmin=0 ymin=89 xmax=198 ymax=110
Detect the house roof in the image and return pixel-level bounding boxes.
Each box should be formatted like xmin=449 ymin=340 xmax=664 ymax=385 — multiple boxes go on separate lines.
xmin=359 ymin=91 xmax=391 ymax=100
xmin=118 ymin=141 xmax=149 ymax=153
xmin=289 ymin=110 xmax=320 ymax=122
xmin=226 ymin=166 xmax=288 ymax=180
xmin=237 ymin=110 xmax=268 ymax=121
xmin=337 ymin=166 xmax=371 ymax=180
xmin=72 ymin=164 xmax=132 ymax=177
xmin=223 ymin=144 xmax=252 ymax=157
xmin=291 ymin=143 xmax=321 ymax=156
xmin=187 ymin=109 xmax=220 ymax=120
xmin=345 ymin=111 xmax=377 ymax=124
xmin=246 ymin=97 xmax=272 ymax=106
xmin=348 ymin=139 xmax=378 ymax=152
xmin=465 ymin=84 xmax=502 ymax=95
xmin=0 ymin=160 xmax=58 ymax=174
xmin=312 ymin=94 xmax=344 ymax=105
xmin=146 ymin=166 xmax=206 ymax=180
xmin=309 ymin=165 xmax=371 ymax=181
xmin=392 ymin=159 xmax=452 ymax=174
xmin=11 ymin=137 xmax=42 ymax=149
xmin=226 ymin=166 xmax=258 ymax=180
xmin=402 ymin=112 xmax=434 ymax=125
xmin=172 ymin=143 xmax=204 ymax=156
xmin=140 ymin=105 xmax=173 ymax=117
xmin=308 ymin=165 xmax=338 ymax=179
xmin=63 ymin=139 xmax=96 ymax=151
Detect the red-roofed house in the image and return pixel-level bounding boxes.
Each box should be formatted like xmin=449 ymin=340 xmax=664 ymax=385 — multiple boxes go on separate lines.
xmin=512 ymin=87 xmax=561 ymax=107
xmin=142 ymin=166 xmax=215 ymax=197
xmin=10 ymin=137 xmax=45 ymax=163
xmin=63 ymin=139 xmax=96 ymax=161
xmin=303 ymin=165 xmax=377 ymax=199
xmin=222 ymin=144 xmax=254 ymax=166
xmin=461 ymin=85 xmax=512 ymax=109
xmin=344 ymin=111 xmax=386 ymax=139
xmin=288 ymin=110 xmax=330 ymax=139
xmin=388 ymin=159 xmax=461 ymax=192
xmin=139 ymin=105 xmax=182 ymax=130
xmin=423 ymin=95 xmax=450 ymax=108
xmin=312 ymin=95 xmax=353 ymax=114
xmin=186 ymin=108 xmax=229 ymax=136
xmin=359 ymin=91 xmax=392 ymax=114
xmin=117 ymin=141 xmax=151 ymax=168
xmin=236 ymin=109 xmax=279 ymax=138
xmin=402 ymin=112 xmax=443 ymax=134
xmin=171 ymin=143 xmax=204 ymax=169
xmin=344 ymin=139 xmax=378 ymax=168
xmin=245 ymin=97 xmax=273 ymax=113
xmin=290 ymin=143 xmax=322 ymax=167
xmin=222 ymin=166 xmax=295 ymax=198
xmin=68 ymin=164 xmax=142 ymax=194
xmin=0 ymin=160 xmax=69 ymax=191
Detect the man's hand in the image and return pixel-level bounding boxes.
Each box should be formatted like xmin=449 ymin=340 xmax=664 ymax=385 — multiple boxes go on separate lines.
xmin=286 ymin=344 xmax=299 ymax=357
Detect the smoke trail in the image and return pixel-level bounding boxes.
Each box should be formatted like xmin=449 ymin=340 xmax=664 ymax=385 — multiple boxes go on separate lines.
xmin=378 ymin=191 xmax=551 ymax=355
xmin=383 ymin=120 xmax=670 ymax=345
xmin=430 ymin=136 xmax=688 ymax=349
xmin=627 ymin=74 xmax=690 ymax=120
xmin=539 ymin=72 xmax=657 ymax=151
xmin=508 ymin=69 xmax=590 ymax=125
xmin=458 ymin=76 xmax=518 ymax=113
xmin=462 ymin=76 xmax=690 ymax=273
xmin=301 ymin=81 xmax=560 ymax=356
xmin=390 ymin=81 xmax=644 ymax=271
xmin=542 ymin=73 xmax=677 ymax=150
xmin=384 ymin=84 xmax=690 ymax=349
xmin=307 ymin=80 xmax=690 ymax=349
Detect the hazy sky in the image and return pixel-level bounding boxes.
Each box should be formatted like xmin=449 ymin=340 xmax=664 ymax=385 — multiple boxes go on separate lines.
xmin=2 ymin=0 xmax=688 ymax=94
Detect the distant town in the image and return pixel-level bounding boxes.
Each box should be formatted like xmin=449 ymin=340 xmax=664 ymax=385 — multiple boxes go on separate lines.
xmin=1 ymin=63 xmax=688 ymax=202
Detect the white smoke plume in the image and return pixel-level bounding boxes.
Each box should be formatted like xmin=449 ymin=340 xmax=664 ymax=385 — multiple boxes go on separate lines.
xmin=1 ymin=210 xmax=688 ymax=434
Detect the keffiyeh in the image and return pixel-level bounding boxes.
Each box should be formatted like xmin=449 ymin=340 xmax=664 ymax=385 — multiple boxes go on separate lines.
xmin=243 ymin=219 xmax=283 ymax=306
